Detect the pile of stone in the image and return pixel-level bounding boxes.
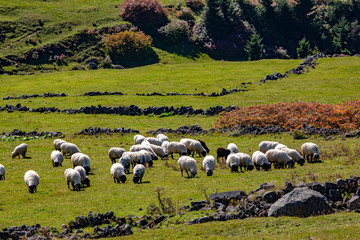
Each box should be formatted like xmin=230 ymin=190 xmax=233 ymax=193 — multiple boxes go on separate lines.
xmin=135 ymin=88 xmax=247 ymax=97
xmin=147 ymin=125 xmax=210 ymax=135
xmin=83 ymin=91 xmax=125 ymax=96
xmin=2 ymin=93 xmax=66 ymax=100
xmin=1 ymin=129 xmax=64 ymax=138
xmin=75 ymin=127 xmax=139 ymax=135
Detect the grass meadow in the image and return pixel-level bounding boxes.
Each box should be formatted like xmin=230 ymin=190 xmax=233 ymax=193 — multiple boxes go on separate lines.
xmin=0 ymin=56 xmax=359 ymax=239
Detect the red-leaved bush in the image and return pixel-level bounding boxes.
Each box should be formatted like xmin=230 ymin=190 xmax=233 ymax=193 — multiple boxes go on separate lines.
xmin=215 ymin=100 xmax=360 ymax=132
xmin=120 ymin=0 xmax=168 ymax=32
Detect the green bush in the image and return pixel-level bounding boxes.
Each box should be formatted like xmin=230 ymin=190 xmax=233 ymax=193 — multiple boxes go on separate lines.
xmin=296 ymin=37 xmax=312 ymax=59
xmin=244 ymin=30 xmax=263 ymax=60
xmin=158 ymin=20 xmax=191 ymax=45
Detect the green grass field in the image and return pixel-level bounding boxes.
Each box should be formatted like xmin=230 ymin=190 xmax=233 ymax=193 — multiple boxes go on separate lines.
xmin=0 ymin=55 xmax=360 ymax=239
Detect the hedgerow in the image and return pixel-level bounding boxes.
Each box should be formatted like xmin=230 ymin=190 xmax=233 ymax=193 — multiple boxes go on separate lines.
xmin=215 ymin=100 xmax=360 ymax=132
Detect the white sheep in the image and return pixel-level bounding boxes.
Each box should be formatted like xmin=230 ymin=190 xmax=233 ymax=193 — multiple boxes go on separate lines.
xmin=24 ymin=170 xmax=39 ymax=193
xmin=140 ymin=149 xmax=153 ymax=167
xmin=51 ymin=150 xmax=64 ymax=167
xmin=0 ymin=164 xmax=5 ymax=180
xmin=259 ymin=141 xmax=279 ymax=153
xmin=110 ymin=163 xmax=127 ymax=183
xmin=129 ymin=145 xmax=158 ymax=160
xmin=119 ymin=154 xmax=131 ymax=174
xmin=12 ymin=143 xmax=28 ymax=159
xmin=145 ymin=137 xmax=163 ymax=146
xmin=237 ymin=153 xmax=254 ymax=172
xmin=134 ymin=134 xmax=145 ymax=145
xmin=188 ymin=140 xmax=207 ymax=158
xmin=133 ymin=164 xmax=146 ymax=183
xmin=141 ymin=140 xmax=151 ymax=146
xmin=275 ymin=143 xmax=288 ymax=150
xmin=301 ymin=142 xmax=320 ymax=163
xmin=157 ymin=134 xmax=169 ymax=142
xmin=252 ymin=151 xmax=271 ymax=171
xmin=64 ymin=168 xmax=81 ymax=191
xmin=61 ymin=142 xmax=80 ymax=158
xmin=124 ymin=151 xmax=146 ymax=168
xmin=202 ymin=155 xmax=216 ymax=176
xmin=71 ymin=153 xmax=91 ymax=174
xmin=167 ymin=142 xmax=188 ymax=159
xmin=265 ymin=149 xmax=294 ymax=169
xmin=227 ymin=143 xmax=239 ymax=154
xmin=54 ymin=139 xmax=66 ymax=151
xmin=108 ymin=147 xmax=126 ymax=164
xmin=282 ymin=148 xmax=305 ymax=166
xmin=226 ymin=154 xmax=240 ymax=173
xmin=74 ymin=166 xmax=90 ymax=187
xmin=178 ymin=156 xmax=197 ymax=178
xmin=148 ymin=144 xmax=168 ymax=160
xmin=161 ymin=140 xmax=169 ymax=153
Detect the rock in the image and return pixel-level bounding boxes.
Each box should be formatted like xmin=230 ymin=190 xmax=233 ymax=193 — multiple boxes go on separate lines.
xmin=325 ymin=182 xmax=337 ymax=190
xmin=348 ymin=195 xmax=360 ymax=210
xmin=268 ymin=187 xmax=334 ymax=217
xmin=154 ymin=215 xmax=166 ymax=224
xmin=284 ymin=181 xmax=294 ymax=193
xmin=199 ymin=216 xmax=211 ymax=223
xmin=260 ymin=183 xmax=275 ymax=190
xmin=328 ymin=189 xmax=343 ymax=202
xmin=263 ymin=191 xmax=278 ymax=203
xmin=336 ymin=179 xmax=346 ymax=189
xmin=209 ymin=190 xmax=247 ymax=203
xmin=345 ymin=178 xmax=358 ymax=192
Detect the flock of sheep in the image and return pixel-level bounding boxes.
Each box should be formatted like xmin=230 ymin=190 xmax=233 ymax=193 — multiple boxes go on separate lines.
xmin=0 ymin=134 xmax=320 ymax=193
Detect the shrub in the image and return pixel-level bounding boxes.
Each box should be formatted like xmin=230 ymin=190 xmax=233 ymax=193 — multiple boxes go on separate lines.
xmin=177 ymin=8 xmax=195 ymax=22
xmin=297 ymin=37 xmax=312 ymax=59
xmin=158 ymin=20 xmax=191 ymax=45
xmin=244 ymin=30 xmax=263 ymax=60
xmin=185 ymin=0 xmax=205 ymax=13
xmin=120 ymin=0 xmax=168 ymax=32
xmin=103 ymin=31 xmax=153 ymax=64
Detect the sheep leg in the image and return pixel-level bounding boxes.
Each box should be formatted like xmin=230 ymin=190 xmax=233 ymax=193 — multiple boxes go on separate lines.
xmin=181 ymin=169 xmax=183 ymax=177
xmin=140 ymin=177 xmax=143 ymax=183
xmin=185 ymin=170 xmax=190 ymax=178
xmin=72 ymin=183 xmax=75 ymax=191
xmin=240 ymin=166 xmax=244 ymax=173
xmin=67 ymin=181 xmax=70 ymax=189
xmin=171 ymin=153 xmax=174 ymax=160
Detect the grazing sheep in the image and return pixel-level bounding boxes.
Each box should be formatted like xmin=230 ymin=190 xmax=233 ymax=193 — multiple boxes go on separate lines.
xmin=259 ymin=141 xmax=279 ymax=153
xmin=227 ymin=143 xmax=239 ymax=154
xmin=148 ymin=144 xmax=168 ymax=160
xmin=188 ymin=140 xmax=207 ymax=158
xmin=54 ymin=139 xmax=66 ymax=151
xmin=71 ymin=153 xmax=91 ymax=174
xmin=51 ymin=150 xmax=64 ymax=167
xmin=141 ymin=140 xmax=151 ymax=146
xmin=265 ymin=149 xmax=294 ymax=169
xmin=108 ymin=147 xmax=126 ymax=164
xmin=145 ymin=137 xmax=163 ymax=146
xmin=64 ymin=168 xmax=81 ymax=191
xmin=216 ymin=148 xmax=231 ymax=162
xmin=157 ymin=134 xmax=169 ymax=142
xmin=178 ymin=156 xmax=198 ymax=178
xmin=282 ymin=148 xmax=305 ymax=166
xmin=161 ymin=140 xmax=169 ymax=153
xmin=127 ymin=151 xmax=146 ymax=168
xmin=226 ymin=154 xmax=240 ymax=173
xmin=237 ymin=153 xmax=254 ymax=172
xmin=301 ymin=142 xmax=320 ymax=163
xmin=61 ymin=142 xmax=80 ymax=158
xmin=252 ymin=151 xmax=271 ymax=171
xmin=133 ymin=164 xmax=146 ymax=183
xmin=275 ymin=144 xmax=288 ymax=150
xmin=0 ymin=164 xmax=5 ymax=180
xmin=129 ymin=145 xmax=158 ymax=160
xmin=167 ymin=142 xmax=188 ymax=159
xmin=110 ymin=163 xmax=127 ymax=183
xmin=119 ymin=154 xmax=131 ymax=174
xmin=202 ymin=155 xmax=216 ymax=176
xmin=74 ymin=166 xmax=90 ymax=187
xmin=180 ymin=138 xmax=195 ymax=154
xmin=134 ymin=134 xmax=145 ymax=145
xmin=140 ymin=150 xmax=153 ymax=167
xmin=12 ymin=143 xmax=28 ymax=159
xmin=24 ymin=170 xmax=39 ymax=193
xmin=198 ymin=140 xmax=210 ymax=153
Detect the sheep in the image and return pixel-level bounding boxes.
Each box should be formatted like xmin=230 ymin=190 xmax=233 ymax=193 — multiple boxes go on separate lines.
xmin=145 ymin=137 xmax=163 ymax=146
xmin=134 ymin=134 xmax=145 ymax=145
xmin=141 ymin=140 xmax=151 ymax=146
xmin=252 ymin=151 xmax=271 ymax=171
xmin=74 ymin=166 xmax=90 ymax=187
xmin=54 ymin=139 xmax=66 ymax=151
xmin=12 ymin=143 xmax=28 ymax=159
xmin=140 ymin=149 xmax=153 ymax=167
xmin=24 ymin=170 xmax=39 ymax=193
xmin=265 ymin=149 xmax=294 ymax=169
xmin=259 ymin=141 xmax=279 ymax=153
xmin=108 ymin=147 xmax=125 ymax=164
xmin=167 ymin=142 xmax=188 ymax=159
xmin=119 ymin=154 xmax=131 ymax=174
xmin=178 ymin=156 xmax=197 ymax=178
xmin=51 ymin=150 xmax=64 ymax=167
xmin=180 ymin=138 xmax=195 ymax=154
xmin=188 ymin=140 xmax=207 ymax=158
xmin=227 ymin=143 xmax=239 ymax=154
xmin=237 ymin=153 xmax=254 ymax=172
xmin=282 ymin=148 xmax=305 ymax=166
xmin=216 ymin=148 xmax=231 ymax=163
xmin=64 ymin=168 xmax=81 ymax=191
xmin=226 ymin=154 xmax=240 ymax=173
xmin=71 ymin=153 xmax=91 ymax=174
xmin=161 ymin=140 xmax=169 ymax=153
xmin=133 ymin=164 xmax=145 ymax=183
xmin=61 ymin=142 xmax=80 ymax=158
xmin=157 ymin=134 xmax=169 ymax=142
xmin=125 ymin=151 xmax=146 ymax=168
xmin=129 ymin=145 xmax=158 ymax=160
xmin=148 ymin=144 xmax=168 ymax=160
xmin=0 ymin=164 xmax=5 ymax=180
xmin=275 ymin=144 xmax=288 ymax=150
xmin=198 ymin=140 xmax=210 ymax=154
xmin=202 ymin=155 xmax=215 ymax=176
xmin=301 ymin=142 xmax=320 ymax=163
xmin=110 ymin=163 xmax=127 ymax=183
